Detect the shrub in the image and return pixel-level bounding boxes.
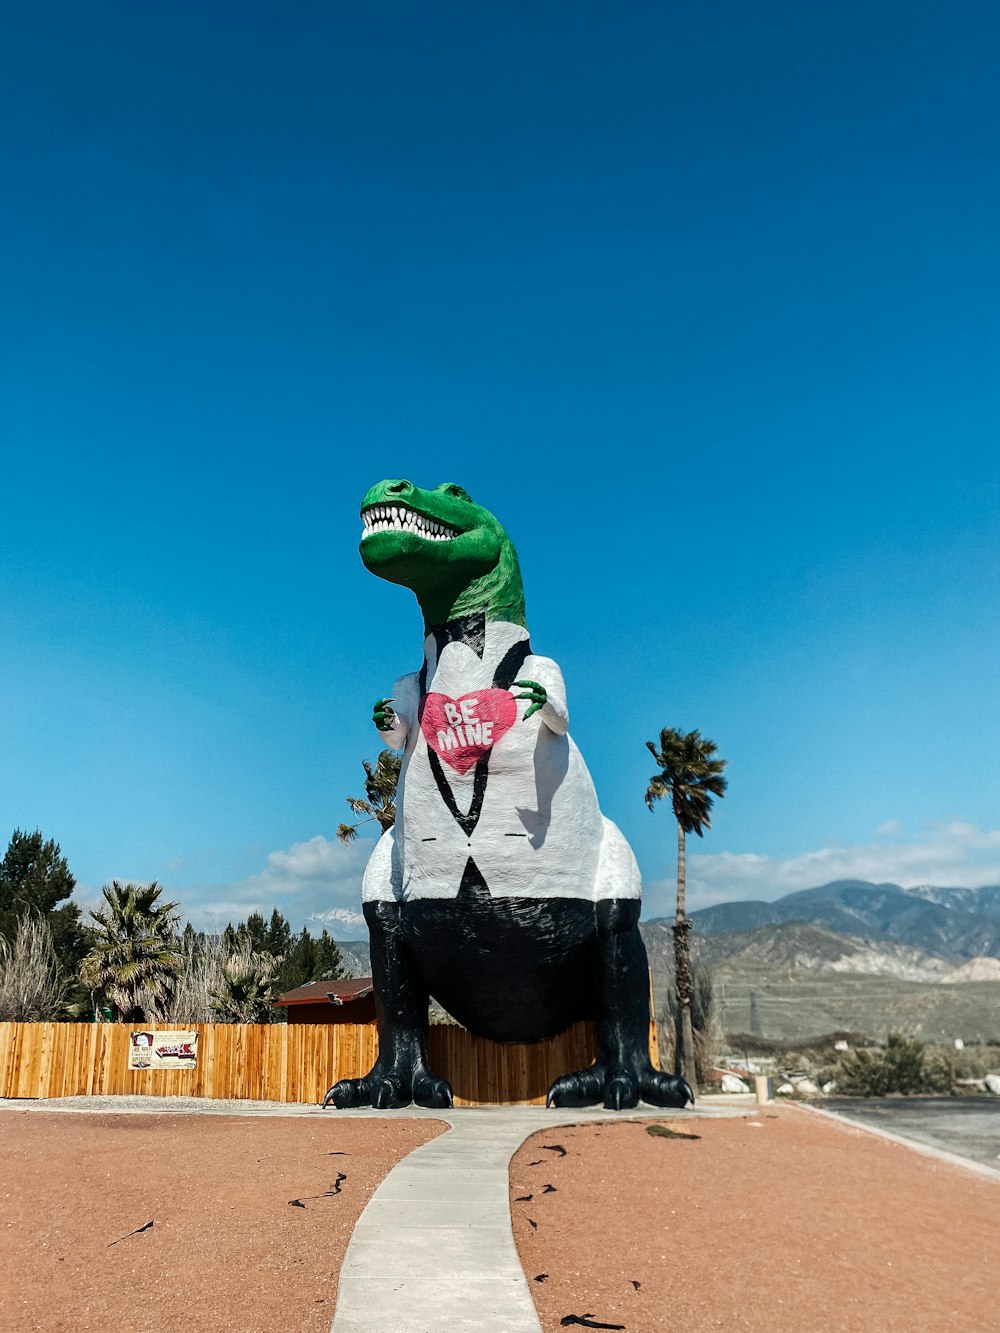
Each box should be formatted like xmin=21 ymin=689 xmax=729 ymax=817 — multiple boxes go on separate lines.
xmin=883 ymin=1031 xmax=925 ymax=1094
xmin=834 ymin=1033 xmax=955 ymax=1097
xmin=0 ymin=916 xmax=67 ymax=1020
xmin=834 ymin=1048 xmax=893 ymax=1097
xmin=921 ymin=1048 xmax=957 ymax=1094
xmin=164 ymin=934 xmax=227 ymax=1025
xmin=952 ymin=1045 xmax=1000 ymax=1081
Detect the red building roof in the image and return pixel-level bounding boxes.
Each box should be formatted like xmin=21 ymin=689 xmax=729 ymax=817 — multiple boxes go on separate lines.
xmin=273 ymin=978 xmax=374 ymax=1007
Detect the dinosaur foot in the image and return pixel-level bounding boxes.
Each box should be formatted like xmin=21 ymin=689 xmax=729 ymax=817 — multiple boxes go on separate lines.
xmin=323 ymin=1067 xmax=453 ymax=1111
xmin=546 ymin=1062 xmax=693 ymax=1111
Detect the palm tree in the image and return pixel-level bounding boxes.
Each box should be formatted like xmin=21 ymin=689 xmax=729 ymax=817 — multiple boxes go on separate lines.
xmin=79 ymin=882 xmax=182 ymax=1022
xmin=645 ymin=727 xmax=728 ymax=1092
xmin=210 ymin=947 xmax=282 ymax=1023
xmin=336 ymin=750 xmax=402 ymax=843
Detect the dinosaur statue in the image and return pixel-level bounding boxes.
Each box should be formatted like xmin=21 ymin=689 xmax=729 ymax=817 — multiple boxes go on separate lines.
xmin=324 ymin=479 xmax=692 ymax=1112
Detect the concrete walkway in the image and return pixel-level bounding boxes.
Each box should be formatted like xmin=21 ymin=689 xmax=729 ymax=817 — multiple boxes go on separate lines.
xmin=20 ymin=1093 xmax=746 ymax=1331
xmin=327 ymin=1103 xmax=740 ymax=1333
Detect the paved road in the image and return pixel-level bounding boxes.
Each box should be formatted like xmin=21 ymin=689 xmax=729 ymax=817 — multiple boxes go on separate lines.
xmin=821 ymin=1096 xmax=1000 ymax=1173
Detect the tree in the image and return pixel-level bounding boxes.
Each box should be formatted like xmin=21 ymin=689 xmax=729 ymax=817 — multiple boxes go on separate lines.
xmin=221 ymin=909 xmax=292 ymax=960
xmin=266 ymin=908 xmax=292 ymax=959
xmin=0 ymin=829 xmax=86 ymax=969
xmin=218 ymin=910 xmax=345 ymax=1008
xmin=210 ymin=948 xmax=282 ymax=1023
xmin=274 ymin=927 xmax=345 ymax=997
xmin=314 ymin=928 xmax=346 ymax=982
xmin=79 ymin=882 xmax=182 ymax=1022
xmin=222 ymin=912 xmax=269 ymax=956
xmin=275 ymin=928 xmax=316 ymax=994
xmin=645 ymin=727 xmax=728 ymax=1093
xmin=242 ymin=911 xmax=269 ymax=952
xmin=336 ymin=750 xmax=401 ymax=843
xmin=662 ymin=962 xmax=716 ymax=1086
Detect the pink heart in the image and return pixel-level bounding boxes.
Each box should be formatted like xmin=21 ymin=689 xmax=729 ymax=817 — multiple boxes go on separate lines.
xmin=419 ymin=689 xmax=518 ymax=774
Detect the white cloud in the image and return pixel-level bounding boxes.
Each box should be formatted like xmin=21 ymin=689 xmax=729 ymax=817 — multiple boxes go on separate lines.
xmin=266 ymin=836 xmax=355 ymax=880
xmin=176 ymin=835 xmax=376 ymax=937
xmin=642 ymin=821 xmax=1000 ymax=917
xmin=875 ymin=818 xmax=902 ymax=836
xmin=77 ymin=820 xmax=1000 ymax=937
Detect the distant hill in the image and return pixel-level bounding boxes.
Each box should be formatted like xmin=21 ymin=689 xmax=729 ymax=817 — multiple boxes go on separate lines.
xmin=640 ymin=880 xmax=1000 ymax=1041
xmin=335 ymin=878 xmax=1000 ymax=984
xmin=682 ymin=880 xmax=1000 ymax=960
xmin=330 ymin=908 xmax=999 ymax=1043
xmin=334 ymin=918 xmax=955 ymax=988
xmin=331 ymin=880 xmax=1000 ymax=1044
xmin=700 ymin=922 xmax=953 ymax=983
xmin=941 ymin=956 xmax=1000 ymax=984
xmin=334 ymin=939 xmax=372 ymax=977
xmin=639 ymin=918 xmax=952 ymax=982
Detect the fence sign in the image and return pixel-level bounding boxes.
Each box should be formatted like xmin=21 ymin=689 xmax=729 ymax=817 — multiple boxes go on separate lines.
xmin=128 ymin=1029 xmax=198 ymax=1070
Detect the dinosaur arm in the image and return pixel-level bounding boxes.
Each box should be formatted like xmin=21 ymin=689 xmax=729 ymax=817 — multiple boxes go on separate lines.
xmin=516 ymin=657 xmax=569 ymax=735
xmin=374 ymin=672 xmax=420 ymax=749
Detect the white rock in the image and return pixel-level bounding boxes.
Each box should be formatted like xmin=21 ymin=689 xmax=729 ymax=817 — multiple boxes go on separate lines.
xmin=776 ymin=1082 xmax=795 ymax=1095
xmin=984 ymin=1074 xmax=1000 ymax=1096
xmin=721 ymin=1074 xmax=750 ymax=1093
xmin=822 ymin=1081 xmax=836 ymax=1094
xmin=795 ymin=1079 xmax=820 ymax=1095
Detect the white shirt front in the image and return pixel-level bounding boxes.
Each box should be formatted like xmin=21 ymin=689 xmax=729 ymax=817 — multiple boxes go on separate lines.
xmin=362 ymin=621 xmax=640 ymax=905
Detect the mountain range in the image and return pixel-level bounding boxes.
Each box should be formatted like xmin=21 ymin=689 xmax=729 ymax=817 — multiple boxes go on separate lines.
xmin=686 ymin=879 xmax=1000 ymax=961
xmin=330 ymin=880 xmax=1000 ymax=1041
xmin=334 ymin=879 xmax=1000 ymax=984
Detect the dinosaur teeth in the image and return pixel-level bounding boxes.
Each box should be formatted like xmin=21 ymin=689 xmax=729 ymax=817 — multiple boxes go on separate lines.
xmin=361 ymin=505 xmax=459 ymax=542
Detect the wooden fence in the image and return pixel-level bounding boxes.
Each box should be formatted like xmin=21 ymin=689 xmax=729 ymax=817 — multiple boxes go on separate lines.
xmin=0 ymin=1017 xmax=659 ymax=1106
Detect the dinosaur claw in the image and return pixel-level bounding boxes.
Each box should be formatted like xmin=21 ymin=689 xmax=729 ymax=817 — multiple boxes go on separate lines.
xmin=639 ymin=1070 xmax=695 ymax=1109
xmin=413 ymin=1074 xmax=454 ymax=1109
xmin=604 ymin=1074 xmax=638 ymax=1111
xmin=323 ymin=1078 xmax=370 ymax=1110
xmin=371 ymin=1077 xmax=405 ymax=1109
xmin=546 ymin=1068 xmax=606 ymax=1109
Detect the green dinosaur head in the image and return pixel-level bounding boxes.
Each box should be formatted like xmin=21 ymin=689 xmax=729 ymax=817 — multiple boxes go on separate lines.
xmin=359 ymin=479 xmax=526 ymax=627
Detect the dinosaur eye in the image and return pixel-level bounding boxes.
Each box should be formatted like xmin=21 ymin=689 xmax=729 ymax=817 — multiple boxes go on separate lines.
xmin=439 ymin=483 xmax=472 ymax=502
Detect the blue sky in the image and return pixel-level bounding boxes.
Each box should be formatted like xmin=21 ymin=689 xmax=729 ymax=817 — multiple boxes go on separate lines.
xmin=3 ymin=2 xmax=999 ymax=932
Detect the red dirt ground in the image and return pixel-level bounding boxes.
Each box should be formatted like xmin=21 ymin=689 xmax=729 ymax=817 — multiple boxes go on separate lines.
xmin=0 ymin=1108 xmax=442 ymax=1333
xmin=510 ymin=1103 xmax=999 ymax=1333
xmin=4 ymin=1102 xmax=997 ymax=1332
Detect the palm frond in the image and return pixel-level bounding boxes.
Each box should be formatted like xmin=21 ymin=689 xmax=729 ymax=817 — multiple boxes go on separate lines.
xmin=79 ymin=881 xmax=182 ymax=1021
xmin=342 ymin=750 xmax=401 ymax=838
xmin=644 ymin=727 xmax=729 ymax=835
